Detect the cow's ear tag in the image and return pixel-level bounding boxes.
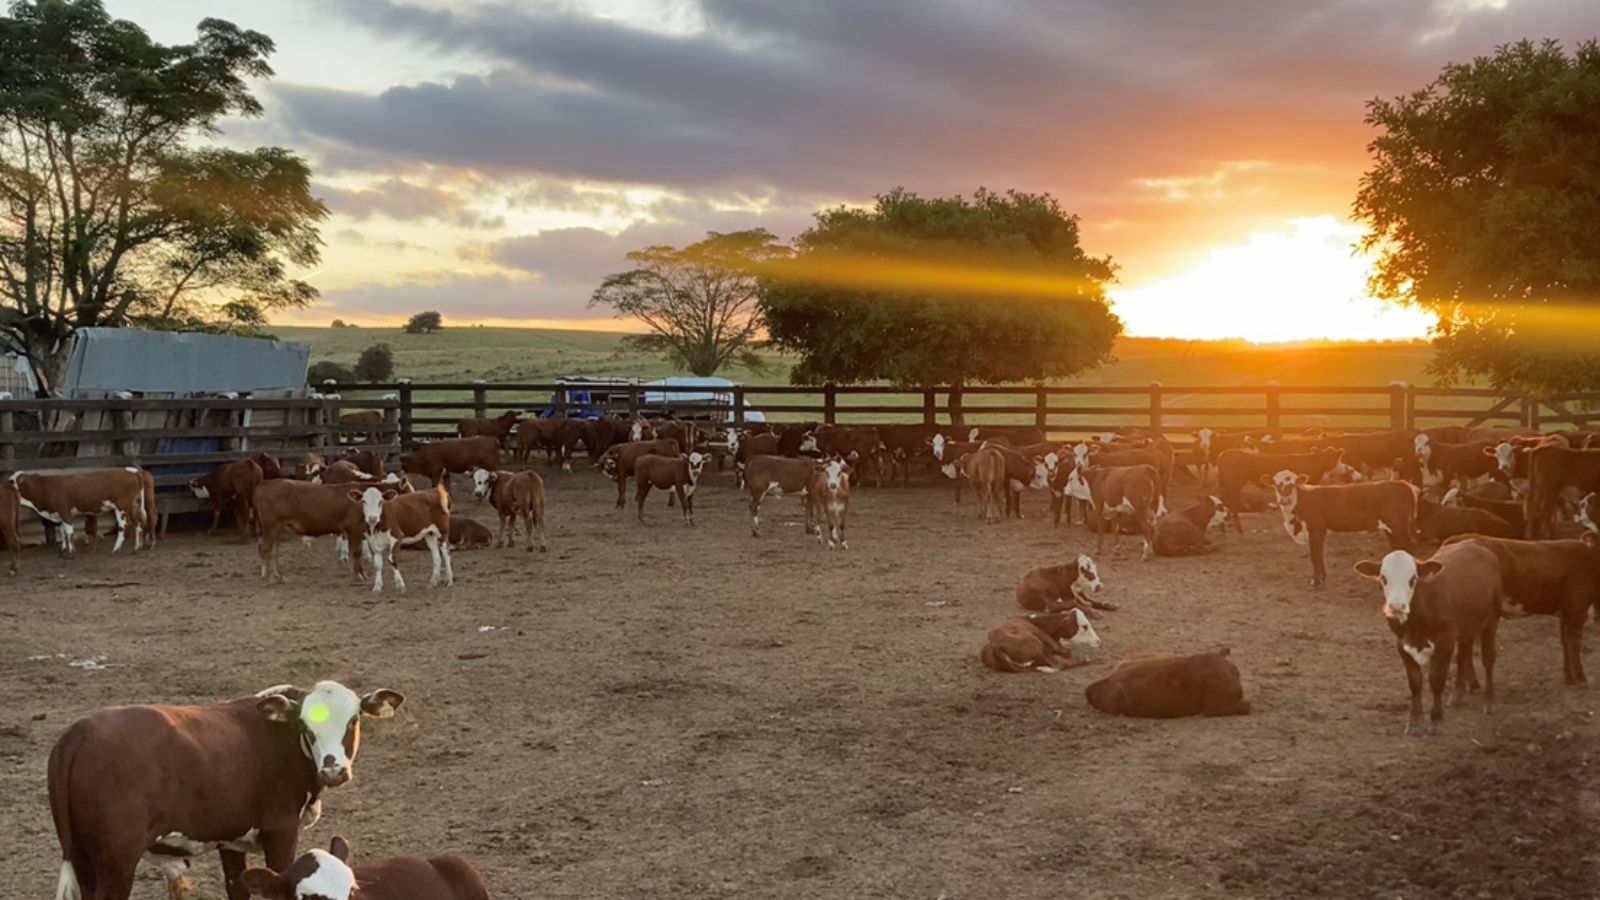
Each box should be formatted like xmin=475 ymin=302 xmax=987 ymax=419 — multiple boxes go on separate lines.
xmin=306 ymin=703 xmax=331 ymax=725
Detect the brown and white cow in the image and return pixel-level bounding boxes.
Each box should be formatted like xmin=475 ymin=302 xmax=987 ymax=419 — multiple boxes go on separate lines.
xmin=190 ymin=459 xmax=266 ymax=535
xmin=239 ymin=835 xmax=489 ymax=900
xmin=1085 ymin=649 xmax=1251 ymax=718
xmin=962 ymin=445 xmax=1009 ymax=524
xmin=12 ymin=467 xmax=152 ymax=555
xmin=1579 ymin=492 xmax=1597 ymax=534
xmin=1014 ymin=554 xmax=1114 ymax=616
xmin=744 ymin=454 xmax=820 ymax=537
xmin=1 ymin=478 xmax=19 ymax=575
xmin=728 ymin=429 xmax=779 ymax=488
xmin=1075 ymin=463 xmax=1160 ymax=560
xmin=1265 ymin=471 xmax=1417 ymax=587
xmin=311 ymin=459 xmax=379 ymax=486
xmin=813 ymin=426 xmax=884 ymax=487
xmin=1414 ymin=438 xmax=1498 ymax=491
xmin=1524 ymin=446 xmax=1600 ymax=538
xmin=252 ymin=480 xmax=370 ymax=584
xmin=984 ymin=442 xmax=1051 ymax=519
xmin=455 ymin=410 xmax=519 ymax=447
xmin=1087 ymin=439 xmax=1176 ymax=508
xmin=339 ymin=448 xmax=384 ymax=478
xmin=358 ymin=484 xmax=454 ymax=593
xmin=470 ymin=468 xmax=547 ymax=551
xmin=48 ymin=681 xmax=403 ymax=900
xmin=633 ymin=452 xmax=708 ymax=525
xmin=1216 ymin=446 xmax=1345 ymax=531
xmin=1442 ymin=533 xmax=1600 ymax=685
xmin=805 ymin=458 xmax=852 ymax=549
xmin=979 ymin=610 xmax=1102 ymax=673
xmin=1354 ymin=543 xmax=1503 ymax=735
xmin=400 ymin=437 xmax=500 ymax=489
xmin=597 ymin=438 xmax=682 ymax=509
xmin=1152 ymin=496 xmax=1230 ymax=557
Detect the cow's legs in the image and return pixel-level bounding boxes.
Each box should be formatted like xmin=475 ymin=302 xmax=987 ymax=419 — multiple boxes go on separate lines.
xmin=1399 ymin=648 xmax=1427 ymax=735
xmin=496 ymin=511 xmax=512 ymax=548
xmin=615 ymin=475 xmax=627 ymax=509
xmin=1453 ymin=638 xmax=1480 ymax=700
xmin=679 ymin=487 xmax=693 ymax=526
xmin=425 ymin=533 xmax=442 ymax=587
xmin=220 ymin=848 xmax=248 ymax=900
xmin=370 ymin=541 xmax=387 ymax=593
xmin=258 ymin=526 xmax=280 ymax=582
xmin=438 ymin=537 xmax=454 ymax=586
xmin=636 ymin=483 xmax=652 ymax=523
xmin=1561 ymin=608 xmax=1587 ymax=686
xmin=1428 ymin=640 xmax=1454 ymax=729
xmin=1480 ymin=618 xmax=1498 ymax=713
xmin=751 ymin=489 xmax=765 ymax=537
xmin=209 ymin=503 xmax=223 ymax=535
xmin=1308 ymin=529 xmax=1328 ymax=588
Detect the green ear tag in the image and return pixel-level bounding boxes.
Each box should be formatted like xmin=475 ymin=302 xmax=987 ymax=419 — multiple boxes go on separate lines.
xmin=306 ymin=703 xmax=331 ymax=725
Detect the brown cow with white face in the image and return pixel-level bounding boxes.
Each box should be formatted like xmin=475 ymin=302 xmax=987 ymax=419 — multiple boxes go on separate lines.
xmin=48 ymin=681 xmax=403 ymax=900
xmin=1266 ymin=470 xmax=1417 ymax=588
xmin=470 ymin=467 xmax=547 ymax=551
xmin=1015 ymin=554 xmax=1115 ymax=616
xmin=805 ymin=458 xmax=852 ymax=549
xmin=597 ymin=439 xmax=681 ymax=508
xmin=399 ymin=437 xmax=500 ymax=489
xmin=744 ymin=454 xmax=820 ymax=536
xmin=980 ymin=609 xmax=1102 ymax=673
xmin=252 ymin=480 xmax=370 ymax=584
xmin=13 ymin=467 xmax=152 ymax=555
xmin=357 ymin=484 xmax=454 ymax=593
xmin=633 ymin=452 xmax=708 ymax=525
xmin=240 ymin=836 xmax=489 ymax=900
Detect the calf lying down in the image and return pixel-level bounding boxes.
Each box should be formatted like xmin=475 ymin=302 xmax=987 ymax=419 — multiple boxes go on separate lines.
xmin=241 ymin=835 xmax=489 ymax=900
xmin=980 ymin=610 xmax=1101 ymax=673
xmin=1014 ymin=555 xmax=1118 ymax=616
xmin=1085 ymin=649 xmax=1251 ymax=718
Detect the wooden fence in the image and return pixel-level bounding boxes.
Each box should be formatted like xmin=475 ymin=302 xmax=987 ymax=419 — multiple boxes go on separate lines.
xmin=321 ymin=381 xmax=1600 ymax=446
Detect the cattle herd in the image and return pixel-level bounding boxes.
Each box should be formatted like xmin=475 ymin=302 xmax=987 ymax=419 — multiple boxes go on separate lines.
xmin=5 ymin=410 xmax=1600 ymax=898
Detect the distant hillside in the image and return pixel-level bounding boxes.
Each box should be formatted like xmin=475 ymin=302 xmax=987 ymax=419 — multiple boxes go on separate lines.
xmin=274 ymin=325 xmax=1454 ymax=388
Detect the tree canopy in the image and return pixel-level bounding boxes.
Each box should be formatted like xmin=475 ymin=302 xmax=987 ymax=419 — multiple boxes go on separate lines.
xmin=758 ymin=188 xmax=1121 ymax=406
xmin=354 ymin=342 xmax=393 ymax=382
xmin=1355 ymin=39 xmax=1600 ymax=396
xmin=404 ymin=310 xmax=442 ymax=334
xmin=0 ymin=0 xmax=326 ymax=390
xmin=590 ymin=229 xmax=787 ymax=376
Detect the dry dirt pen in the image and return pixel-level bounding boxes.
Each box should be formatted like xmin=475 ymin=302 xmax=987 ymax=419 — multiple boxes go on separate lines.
xmin=2 ymin=465 xmax=1597 ymax=900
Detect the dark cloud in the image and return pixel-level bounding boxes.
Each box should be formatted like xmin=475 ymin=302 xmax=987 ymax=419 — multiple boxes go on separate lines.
xmin=317 ymin=178 xmax=502 ymax=228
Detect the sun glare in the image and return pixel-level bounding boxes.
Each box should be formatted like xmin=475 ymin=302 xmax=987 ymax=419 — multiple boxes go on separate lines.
xmin=1107 ymin=217 xmax=1434 ymax=343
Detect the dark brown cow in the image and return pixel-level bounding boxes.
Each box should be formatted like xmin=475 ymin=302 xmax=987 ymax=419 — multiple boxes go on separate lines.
xmin=1153 ymin=495 xmax=1229 ymax=557
xmin=1014 ymin=554 xmax=1115 ymax=615
xmin=470 ymin=468 xmax=547 ymax=551
xmin=598 ymin=438 xmax=682 ymax=508
xmin=1 ymin=479 xmax=19 ymax=575
xmin=744 ymin=454 xmax=820 ymax=536
xmin=775 ymin=423 xmax=821 ymax=457
xmin=1265 ymin=472 xmax=1417 ymax=587
xmin=13 ymin=468 xmax=151 ymax=555
xmin=400 ymin=437 xmax=500 ymax=488
xmin=813 ymin=426 xmax=884 ymax=487
xmin=1442 ymin=533 xmax=1600 ymax=684
xmin=1076 ymin=463 xmax=1160 ymax=560
xmin=633 ymin=452 xmax=708 ymax=525
xmin=654 ymin=419 xmax=702 ymax=454
xmin=1415 ymin=495 xmax=1517 ymax=542
xmin=251 ymin=480 xmax=369 ymax=584
xmin=240 ymin=835 xmax=488 ymax=900
xmin=252 ymin=453 xmax=285 ymax=481
xmin=1192 ymin=429 xmax=1279 ymax=482
xmin=1354 ymin=543 xmax=1503 ymax=735
xmin=1525 ymin=446 xmax=1600 ymax=538
xmin=1445 ymin=489 xmax=1527 ymax=537
xmin=1216 ymin=446 xmax=1345 ymax=531
xmin=190 ymin=459 xmax=266 ymax=535
xmin=455 ymin=410 xmax=519 ymax=447
xmin=979 ymin=609 xmax=1101 ymax=673
xmin=728 ymin=430 xmax=780 ymax=488
xmin=965 ymin=425 xmax=1046 ymax=445
xmin=1085 ymin=649 xmax=1251 ymax=718
xmin=447 ymin=517 xmax=493 ymax=551
xmin=48 ymin=681 xmax=402 ymax=900
xmin=584 ymin=417 xmax=633 ymax=457
xmin=984 ymin=442 xmax=1051 ymax=519
xmin=338 ymin=410 xmax=384 ymax=444
xmin=339 ymin=448 xmax=383 ymax=477
xmin=878 ymin=423 xmax=939 ymax=482
xmin=1311 ymin=429 xmax=1415 ymax=475
xmin=1416 ymin=438 xmax=1499 ymax=492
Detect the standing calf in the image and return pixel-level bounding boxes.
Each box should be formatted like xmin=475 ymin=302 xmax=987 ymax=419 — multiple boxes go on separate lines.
xmin=359 ymin=484 xmax=454 ymax=593
xmin=633 ymin=452 xmax=708 ymax=526
xmin=1266 ymin=471 xmax=1416 ymax=587
xmin=470 ymin=468 xmax=548 ymax=551
xmin=805 ymin=458 xmax=852 ymax=549
xmin=1077 ymin=463 xmax=1159 ymax=560
xmin=979 ymin=610 xmax=1102 ymax=673
xmin=1353 ymin=542 xmax=1504 ymax=735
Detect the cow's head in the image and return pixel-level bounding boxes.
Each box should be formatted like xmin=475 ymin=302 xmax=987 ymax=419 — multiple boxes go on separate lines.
xmin=348 ymin=487 xmax=396 ymax=532
xmin=1072 ymin=554 xmax=1103 ymax=600
xmin=1260 ymin=470 xmax=1306 ymax=509
xmin=727 ymin=429 xmax=741 ymax=456
xmin=1353 ymin=551 xmax=1442 ymax=625
xmin=1067 ymin=608 xmax=1102 ymax=651
xmin=1440 ymin=486 xmax=1461 ymax=507
xmin=629 ymin=421 xmax=644 ymax=442
xmin=1027 ymin=456 xmax=1050 ymax=490
xmin=968 ymin=427 xmax=981 ymax=442
xmin=1041 ymin=451 xmax=1061 ymax=477
xmin=188 ymin=478 xmax=210 ymax=500
xmin=1578 ymin=493 xmax=1597 ymax=534
xmin=470 ymin=467 xmax=497 ymax=500
xmin=1072 ymin=442 xmax=1091 ymax=469
xmin=1206 ymin=496 xmax=1230 ymax=530
xmin=1486 ymin=441 xmax=1517 ymax=477
xmin=687 ymin=451 xmax=708 ymax=483
xmin=1414 ymin=433 xmax=1432 ymax=465
xmin=380 ymin=472 xmax=413 ymax=494
xmin=255 ymin=682 xmax=404 ymax=788
xmin=239 ymin=836 xmax=356 ymax=900
xmin=1194 ymin=427 xmax=1214 ymax=457
xmin=821 ymin=457 xmax=849 ymax=492
xmin=599 ymin=449 xmax=620 ymax=477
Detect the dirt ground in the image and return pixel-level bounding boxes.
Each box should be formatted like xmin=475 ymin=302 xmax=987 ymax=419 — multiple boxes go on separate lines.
xmin=3 ymin=463 xmax=1598 ymax=900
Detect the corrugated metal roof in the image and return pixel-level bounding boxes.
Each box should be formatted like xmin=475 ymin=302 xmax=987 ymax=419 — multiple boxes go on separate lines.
xmin=61 ymin=329 xmax=310 ymax=396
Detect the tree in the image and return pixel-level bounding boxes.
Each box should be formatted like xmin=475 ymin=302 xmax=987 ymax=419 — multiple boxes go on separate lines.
xmin=353 ymin=342 xmax=393 ymax=382
xmin=403 ymin=310 xmax=441 ymax=334
xmin=0 ymin=1 xmax=327 ymax=391
xmin=590 ymin=229 xmax=788 ymax=376
xmin=330 ymin=319 xmax=347 ymax=328
xmin=758 ymin=189 xmax=1121 ymax=421
xmin=307 ymin=360 xmax=353 ymax=385
xmin=1355 ymin=39 xmax=1600 ymax=396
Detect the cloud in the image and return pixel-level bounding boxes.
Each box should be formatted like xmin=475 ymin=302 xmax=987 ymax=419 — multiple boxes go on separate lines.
xmin=317 ymin=178 xmax=502 ymax=228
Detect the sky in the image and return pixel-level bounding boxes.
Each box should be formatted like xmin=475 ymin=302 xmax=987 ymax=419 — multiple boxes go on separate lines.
xmin=106 ymin=0 xmax=1600 ymax=342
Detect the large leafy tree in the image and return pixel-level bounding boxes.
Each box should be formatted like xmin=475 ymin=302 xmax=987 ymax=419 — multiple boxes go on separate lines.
xmin=1355 ymin=39 xmax=1600 ymax=396
xmin=590 ymin=229 xmax=787 ymax=376
xmin=758 ymin=188 xmax=1121 ymax=420
xmin=0 ymin=1 xmax=326 ymax=391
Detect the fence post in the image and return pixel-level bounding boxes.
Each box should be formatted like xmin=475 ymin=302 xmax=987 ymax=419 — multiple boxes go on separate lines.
xmin=553 ymin=385 xmax=567 ymax=420
xmin=472 ymin=384 xmax=488 ymax=419
xmin=823 ymin=383 xmax=837 ymax=425
xmin=0 ymin=408 xmax=13 ymax=462
xmin=110 ymin=405 xmax=133 ymax=463
xmin=1035 ymin=385 xmax=1049 ymax=431
xmin=922 ymin=387 xmax=936 ymax=427
xmin=732 ymin=387 xmax=746 ymax=428
xmin=627 ymin=386 xmax=640 ymax=419
xmin=1265 ymin=381 xmax=1281 ymax=431
xmin=321 ymin=398 xmax=340 ymax=451
xmin=1148 ymin=381 xmax=1163 ymax=435
xmin=1389 ymin=381 xmax=1408 ymax=430
xmin=382 ymin=402 xmax=399 ymax=461
xmin=1522 ymin=394 xmax=1540 ymax=431
xmin=398 ymin=383 xmax=414 ymax=449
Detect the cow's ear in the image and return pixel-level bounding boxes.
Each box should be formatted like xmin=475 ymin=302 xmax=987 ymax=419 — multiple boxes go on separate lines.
xmin=1481 ymin=446 xmax=1497 ymax=457
xmin=381 ymin=489 xmax=398 ymax=501
xmin=1257 ymin=474 xmax=1274 ymax=487
xmin=256 ymin=692 xmax=301 ymax=722
xmin=1352 ymin=560 xmax=1381 ymax=579
xmin=1417 ymin=560 xmax=1445 ymax=580
xmin=1580 ymin=531 xmax=1598 ymax=550
xmin=238 ymin=867 xmax=288 ymax=899
xmin=346 ymin=490 xmax=364 ymax=503
xmin=329 ymin=835 xmax=352 ymax=863
xmin=1296 ymin=474 xmax=1310 ymax=485
xmin=360 ymin=689 xmax=404 ymax=718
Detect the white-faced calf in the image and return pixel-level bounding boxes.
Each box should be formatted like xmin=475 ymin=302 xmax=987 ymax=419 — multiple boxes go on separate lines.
xmin=744 ymin=454 xmax=822 ymax=537
xmin=1265 ymin=471 xmax=1417 ymax=587
xmin=980 ymin=609 xmax=1101 ymax=673
xmin=1078 ymin=463 xmax=1159 ymax=560
xmin=597 ymin=438 xmax=682 ymax=508
xmin=240 ymin=835 xmax=489 ymax=900
xmin=358 ymin=484 xmax=454 ymax=593
xmin=1353 ymin=543 xmax=1504 ymax=735
xmin=1085 ymin=649 xmax=1250 ymax=718
xmin=633 ymin=452 xmax=708 ymax=525
xmin=805 ymin=458 xmax=852 ymax=549
xmin=471 ymin=468 xmax=548 ymax=551
xmin=1152 ymin=495 xmax=1229 ymax=557
xmin=1014 ymin=555 xmax=1115 ymax=616
xmin=49 ymin=681 xmax=402 ymax=900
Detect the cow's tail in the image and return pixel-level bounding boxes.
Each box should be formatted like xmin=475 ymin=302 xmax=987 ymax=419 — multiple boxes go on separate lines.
xmin=140 ymin=472 xmax=158 ymax=548
xmin=437 ymin=481 xmax=452 ymax=514
xmin=48 ymin=732 xmax=83 ymax=900
xmin=980 ymin=645 xmax=1031 ymax=673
